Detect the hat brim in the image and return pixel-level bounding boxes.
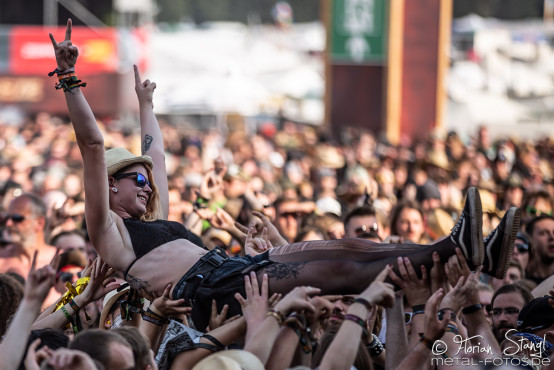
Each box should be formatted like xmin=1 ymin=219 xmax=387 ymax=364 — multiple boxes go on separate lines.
xmin=99 ymin=286 xmax=130 ymax=330
xmin=105 ymin=148 xmax=153 ymax=177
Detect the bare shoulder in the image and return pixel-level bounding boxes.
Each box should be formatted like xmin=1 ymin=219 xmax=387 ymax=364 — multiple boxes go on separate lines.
xmin=87 ymin=210 xmax=135 ymax=271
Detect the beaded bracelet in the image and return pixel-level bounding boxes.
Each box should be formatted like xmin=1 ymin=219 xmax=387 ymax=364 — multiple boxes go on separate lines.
xmin=353 ymin=297 xmax=372 ymax=310
xmin=344 ymin=314 xmax=369 ymax=337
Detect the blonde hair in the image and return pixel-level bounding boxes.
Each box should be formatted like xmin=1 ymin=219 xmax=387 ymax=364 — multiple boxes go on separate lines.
xmin=140 ymin=165 xmax=163 ymax=222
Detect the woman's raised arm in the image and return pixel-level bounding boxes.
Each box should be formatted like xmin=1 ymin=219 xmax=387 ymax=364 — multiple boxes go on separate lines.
xmin=49 ymin=20 xmax=122 ymax=266
xmin=134 ymin=65 xmax=169 ymax=218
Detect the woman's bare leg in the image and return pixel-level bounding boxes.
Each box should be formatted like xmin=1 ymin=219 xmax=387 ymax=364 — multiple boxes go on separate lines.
xmin=263 ymin=187 xmax=487 ymax=295
xmin=261 ymin=238 xmax=457 ymax=295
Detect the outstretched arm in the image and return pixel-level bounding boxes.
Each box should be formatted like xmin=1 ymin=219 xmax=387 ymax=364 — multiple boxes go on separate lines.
xmin=0 ymin=252 xmax=56 ymax=370
xmin=134 ymin=65 xmax=169 ymax=218
xmin=50 ymin=20 xmax=128 ymax=270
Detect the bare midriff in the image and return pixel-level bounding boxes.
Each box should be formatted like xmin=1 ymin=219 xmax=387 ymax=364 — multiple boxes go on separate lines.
xmin=124 ymin=239 xmax=208 ymax=297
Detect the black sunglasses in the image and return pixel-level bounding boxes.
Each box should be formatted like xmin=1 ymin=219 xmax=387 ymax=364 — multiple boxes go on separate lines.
xmin=113 ymin=172 xmax=150 ymax=188
xmin=2 ymin=214 xmax=26 ymax=224
xmin=515 ymin=242 xmax=529 ymax=253
xmin=404 ymin=312 xmax=413 ymax=325
xmin=57 ymin=271 xmax=82 ymax=283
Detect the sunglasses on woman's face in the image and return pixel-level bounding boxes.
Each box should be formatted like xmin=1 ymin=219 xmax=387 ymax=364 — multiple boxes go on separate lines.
xmin=113 ymin=172 xmax=150 ymax=188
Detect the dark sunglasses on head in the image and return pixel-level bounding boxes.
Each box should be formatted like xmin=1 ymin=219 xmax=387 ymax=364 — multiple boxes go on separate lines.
xmin=2 ymin=214 xmax=26 ymax=224
xmin=113 ymin=172 xmax=150 ymax=188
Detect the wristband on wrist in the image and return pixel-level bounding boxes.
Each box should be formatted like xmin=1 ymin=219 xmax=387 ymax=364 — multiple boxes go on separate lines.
xmin=445 ymin=323 xmax=459 ymax=334
xmin=60 ymin=306 xmax=72 ymax=320
xmin=344 ymin=314 xmax=369 ymax=337
xmin=142 ymin=308 xmax=168 ymax=326
xmin=69 ymin=299 xmax=91 ymax=321
xmin=419 ymin=336 xmax=435 ymax=350
xmin=462 ymin=303 xmax=482 ymax=315
xmin=353 ymin=297 xmax=372 ymax=310
xmin=367 ymin=333 xmax=384 ymax=356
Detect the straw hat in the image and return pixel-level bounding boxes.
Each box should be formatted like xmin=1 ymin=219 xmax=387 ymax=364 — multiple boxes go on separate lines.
xmin=105 ymin=148 xmax=153 ymax=177
xmin=426 ymin=208 xmax=454 ymax=240
xmin=99 ymin=283 xmax=130 ymax=330
xmin=192 ymin=350 xmax=264 ymax=370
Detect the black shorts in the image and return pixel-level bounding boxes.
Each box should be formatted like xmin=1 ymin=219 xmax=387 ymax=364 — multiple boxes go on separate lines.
xmin=172 ymin=248 xmax=273 ymax=331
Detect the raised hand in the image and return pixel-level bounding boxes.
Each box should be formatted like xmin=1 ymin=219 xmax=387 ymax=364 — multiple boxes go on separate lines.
xmin=24 ymin=338 xmax=54 ymax=370
xmin=423 ymin=288 xmax=448 ymax=341
xmin=441 ymin=266 xmax=482 ymax=313
xmin=25 ymin=251 xmax=56 ymax=305
xmin=210 ymin=207 xmax=236 ymax=232
xmin=80 ymin=257 xmax=117 ymax=303
xmin=49 ymin=19 xmax=78 ymax=71
xmin=388 ymin=256 xmax=430 ymax=307
xmin=274 ymin=286 xmax=321 ymax=316
xmin=134 ymin=64 xmax=156 ymax=108
xmin=46 ymin=348 xmax=98 ymax=370
xmin=244 ymin=226 xmax=273 ymax=254
xmin=360 ymin=265 xmax=395 ymax=308
xmin=251 ymin=211 xmax=287 ymax=247
xmin=444 ymin=247 xmax=471 ymax=288
xmin=149 ymin=283 xmax=191 ymax=319
xmin=235 ymin=271 xmax=269 ymax=328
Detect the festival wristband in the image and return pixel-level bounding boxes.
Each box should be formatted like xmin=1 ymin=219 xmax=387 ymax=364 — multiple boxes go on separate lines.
xmin=353 ymin=297 xmax=372 ymax=310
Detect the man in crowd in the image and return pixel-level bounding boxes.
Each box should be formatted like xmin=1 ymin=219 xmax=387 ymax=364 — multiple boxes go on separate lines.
xmin=0 ymin=193 xmax=57 ymax=278
xmin=490 ymin=283 xmax=534 ymax=344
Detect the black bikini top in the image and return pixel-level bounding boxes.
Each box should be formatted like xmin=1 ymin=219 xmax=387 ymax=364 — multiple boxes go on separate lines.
xmin=123 ymin=218 xmax=206 ymax=260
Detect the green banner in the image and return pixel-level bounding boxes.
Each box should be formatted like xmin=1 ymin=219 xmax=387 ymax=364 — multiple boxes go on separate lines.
xmin=331 ymin=0 xmax=388 ymax=64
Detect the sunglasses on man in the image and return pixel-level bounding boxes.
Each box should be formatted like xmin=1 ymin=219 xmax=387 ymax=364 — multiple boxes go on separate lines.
xmin=1 ymin=214 xmax=26 ymax=224
xmin=113 ymin=172 xmax=150 ymax=188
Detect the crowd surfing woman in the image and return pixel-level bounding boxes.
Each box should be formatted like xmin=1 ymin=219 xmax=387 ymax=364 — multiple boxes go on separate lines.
xmin=49 ymin=19 xmax=519 ymax=331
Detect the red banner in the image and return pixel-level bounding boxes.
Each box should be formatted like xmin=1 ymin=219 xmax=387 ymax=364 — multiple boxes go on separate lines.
xmin=10 ymin=26 xmax=118 ymax=76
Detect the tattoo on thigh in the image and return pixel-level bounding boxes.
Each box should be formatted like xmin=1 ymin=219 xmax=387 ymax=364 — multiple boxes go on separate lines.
xmin=127 ymin=273 xmax=150 ymax=291
xmin=142 ymin=135 xmax=153 ymax=153
xmin=263 ymin=262 xmax=307 ymax=280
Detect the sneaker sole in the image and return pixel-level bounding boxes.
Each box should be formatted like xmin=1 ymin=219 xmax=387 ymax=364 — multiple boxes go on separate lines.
xmin=468 ymin=187 xmax=484 ymax=267
xmin=486 ymin=207 xmax=520 ymax=279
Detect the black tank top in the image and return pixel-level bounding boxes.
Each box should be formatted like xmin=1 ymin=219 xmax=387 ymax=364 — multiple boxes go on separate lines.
xmin=123 ymin=218 xmax=206 ymax=259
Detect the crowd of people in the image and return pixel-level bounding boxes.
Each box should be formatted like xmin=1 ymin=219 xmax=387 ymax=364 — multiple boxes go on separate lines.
xmin=0 ymin=19 xmax=554 ymax=370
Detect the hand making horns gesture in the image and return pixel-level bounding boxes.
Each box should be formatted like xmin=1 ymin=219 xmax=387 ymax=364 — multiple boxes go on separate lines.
xmin=49 ymin=19 xmax=78 ymax=71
